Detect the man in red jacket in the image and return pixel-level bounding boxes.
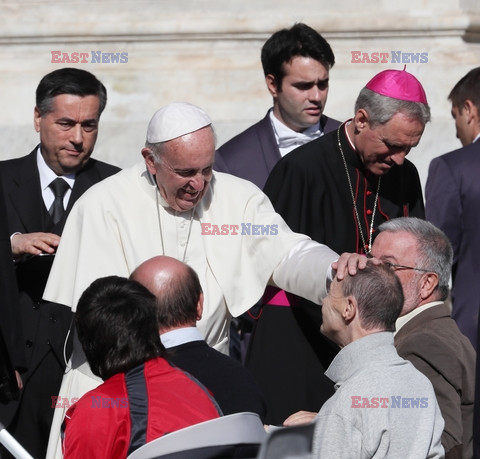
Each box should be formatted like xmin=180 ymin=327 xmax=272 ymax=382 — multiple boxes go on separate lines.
xmin=61 ymin=276 xmax=221 ymax=459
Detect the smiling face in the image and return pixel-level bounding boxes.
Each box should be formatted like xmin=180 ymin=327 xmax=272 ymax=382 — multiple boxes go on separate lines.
xmin=351 ymin=110 xmax=425 ymax=176
xmin=267 ymin=56 xmax=330 ymax=132
xmin=370 ymin=230 xmax=423 ymax=316
xmin=34 ymin=93 xmax=100 ymax=175
xmin=143 ymin=126 xmax=215 ymax=212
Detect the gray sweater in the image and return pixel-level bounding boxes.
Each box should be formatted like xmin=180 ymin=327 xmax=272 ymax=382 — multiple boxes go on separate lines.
xmin=313 ymin=332 xmax=445 ymax=458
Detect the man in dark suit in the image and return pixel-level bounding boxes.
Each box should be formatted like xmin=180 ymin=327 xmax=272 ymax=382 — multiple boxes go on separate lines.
xmin=215 ymin=23 xmax=340 ymax=190
xmin=371 ymin=217 xmax=475 ymax=459
xmin=0 ymin=186 xmax=24 ymax=404
xmin=130 ymin=255 xmax=267 ymax=422
xmin=0 ymin=67 xmax=120 ymax=458
xmin=425 ymin=67 xmax=480 ymax=350
xmin=215 ymin=23 xmax=341 ymax=364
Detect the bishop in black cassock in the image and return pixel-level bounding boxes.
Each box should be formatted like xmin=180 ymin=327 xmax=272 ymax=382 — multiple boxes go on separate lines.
xmin=246 ymin=69 xmax=429 ymax=425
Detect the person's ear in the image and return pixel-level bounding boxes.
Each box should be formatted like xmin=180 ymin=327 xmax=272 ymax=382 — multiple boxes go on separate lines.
xmin=196 ymin=292 xmax=204 ymax=321
xmin=420 ymin=272 xmax=439 ymax=300
xmin=343 ymin=295 xmax=357 ymax=323
xmin=353 ymin=109 xmax=370 ymax=132
xmin=34 ymin=107 xmax=42 ymax=133
xmin=265 ymin=74 xmax=280 ymax=98
xmin=464 ymin=99 xmax=479 ymax=124
xmin=142 ymin=148 xmax=158 ymax=176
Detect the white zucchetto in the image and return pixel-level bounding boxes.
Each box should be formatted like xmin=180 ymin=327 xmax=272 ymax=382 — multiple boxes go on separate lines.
xmin=146 ymin=102 xmax=212 ymax=143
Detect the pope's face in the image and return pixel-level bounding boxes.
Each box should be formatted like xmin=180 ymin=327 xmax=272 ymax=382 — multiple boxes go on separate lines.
xmin=267 ymin=56 xmax=330 ymax=132
xmin=143 ymin=126 xmax=215 ymax=212
xmin=34 ymin=94 xmax=100 ymax=175
xmin=353 ymin=111 xmax=424 ymax=176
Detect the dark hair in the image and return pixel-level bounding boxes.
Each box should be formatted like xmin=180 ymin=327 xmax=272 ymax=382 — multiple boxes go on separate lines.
xmin=341 ymin=263 xmax=404 ymax=331
xmin=355 ymin=88 xmax=431 ymax=127
xmin=261 ymin=23 xmax=335 ymax=89
xmin=36 ymin=67 xmax=107 ymax=116
xmin=75 ymin=276 xmax=164 ymax=380
xmin=378 ymin=217 xmax=453 ymax=301
xmin=156 ymin=264 xmax=203 ymax=329
xmin=448 ymin=67 xmax=480 ymax=113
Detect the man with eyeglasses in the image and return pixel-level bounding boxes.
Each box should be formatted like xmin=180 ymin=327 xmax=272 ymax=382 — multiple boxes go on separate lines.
xmin=282 ymin=262 xmax=444 ymax=458
xmin=370 ymin=216 xmax=475 ymax=459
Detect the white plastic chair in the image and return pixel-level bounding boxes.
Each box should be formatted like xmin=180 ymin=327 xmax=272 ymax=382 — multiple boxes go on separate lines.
xmin=256 ymin=422 xmax=316 ymax=459
xmin=127 ymin=412 xmax=266 ymax=459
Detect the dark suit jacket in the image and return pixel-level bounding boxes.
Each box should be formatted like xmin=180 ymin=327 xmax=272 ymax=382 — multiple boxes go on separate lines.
xmin=425 ymin=139 xmax=480 ymax=349
xmin=167 ymin=339 xmax=267 ymax=422
xmin=215 ymin=112 xmax=341 ymax=189
xmin=0 ymin=147 xmax=120 ymax=424
xmin=394 ymin=303 xmax=475 ymax=459
xmin=0 ymin=186 xmax=24 ymax=402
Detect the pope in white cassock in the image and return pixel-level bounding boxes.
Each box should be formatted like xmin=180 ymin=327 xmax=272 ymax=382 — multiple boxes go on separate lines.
xmin=43 ymin=102 xmax=368 ymax=458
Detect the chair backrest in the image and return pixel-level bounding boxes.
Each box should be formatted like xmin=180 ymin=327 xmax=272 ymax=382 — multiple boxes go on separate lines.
xmin=127 ymin=412 xmax=266 ymax=459
xmin=256 ymin=422 xmax=316 ymax=459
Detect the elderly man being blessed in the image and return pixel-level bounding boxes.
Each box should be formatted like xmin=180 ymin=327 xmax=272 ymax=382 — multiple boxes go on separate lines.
xmin=43 ymin=102 xmax=367 ymax=458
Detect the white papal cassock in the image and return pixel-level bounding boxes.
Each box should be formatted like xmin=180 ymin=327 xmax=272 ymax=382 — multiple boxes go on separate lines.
xmin=43 ymin=161 xmax=338 ymax=458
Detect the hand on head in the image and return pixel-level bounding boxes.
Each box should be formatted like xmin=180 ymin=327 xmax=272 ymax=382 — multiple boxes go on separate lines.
xmin=332 ymin=252 xmax=381 ymax=281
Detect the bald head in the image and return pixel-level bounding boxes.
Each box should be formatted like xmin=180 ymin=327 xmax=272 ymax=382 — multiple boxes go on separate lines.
xmin=131 ymin=256 xmax=189 ymax=297
xmin=130 ymin=256 xmax=203 ymax=332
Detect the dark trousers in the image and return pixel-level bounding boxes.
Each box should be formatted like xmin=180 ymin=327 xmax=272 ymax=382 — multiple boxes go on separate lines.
xmin=246 ymin=302 xmax=338 ymax=425
xmin=2 ymin=348 xmax=65 ymax=459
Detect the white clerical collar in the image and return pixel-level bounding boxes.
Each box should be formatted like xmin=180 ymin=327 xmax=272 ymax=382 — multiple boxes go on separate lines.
xmin=344 ymin=120 xmax=357 ymax=151
xmin=394 ymin=301 xmax=443 ymax=335
xmin=269 ymin=109 xmax=323 ymax=156
xmin=473 ymin=133 xmax=480 ymax=144
xmin=160 ymin=327 xmax=205 ymax=348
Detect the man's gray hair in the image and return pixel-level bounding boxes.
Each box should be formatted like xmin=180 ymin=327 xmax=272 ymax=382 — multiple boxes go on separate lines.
xmin=377 ymin=217 xmax=453 ymax=301
xmin=144 ymin=141 xmax=166 ymax=164
xmin=355 ymin=88 xmax=431 ymax=127
xmin=341 ymin=263 xmax=404 ymax=332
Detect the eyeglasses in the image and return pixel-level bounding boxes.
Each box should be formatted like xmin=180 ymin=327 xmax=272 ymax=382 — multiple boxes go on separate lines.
xmin=384 ymin=262 xmax=431 ymax=273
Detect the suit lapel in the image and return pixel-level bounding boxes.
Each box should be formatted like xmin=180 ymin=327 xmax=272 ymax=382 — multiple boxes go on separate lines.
xmin=7 ymin=149 xmax=51 ymax=233
xmin=51 ymin=159 xmax=102 ymax=234
xmin=66 ymin=161 xmax=100 ymax=213
xmin=256 ymin=113 xmax=282 ymax=175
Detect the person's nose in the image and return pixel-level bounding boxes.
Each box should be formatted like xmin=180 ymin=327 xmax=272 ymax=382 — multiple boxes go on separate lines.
xmin=390 ymin=151 xmax=407 ymax=166
xmin=69 ymin=124 xmax=83 ymax=147
xmin=308 ymin=86 xmax=323 ymax=102
xmin=189 ymin=173 xmax=205 ymax=190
